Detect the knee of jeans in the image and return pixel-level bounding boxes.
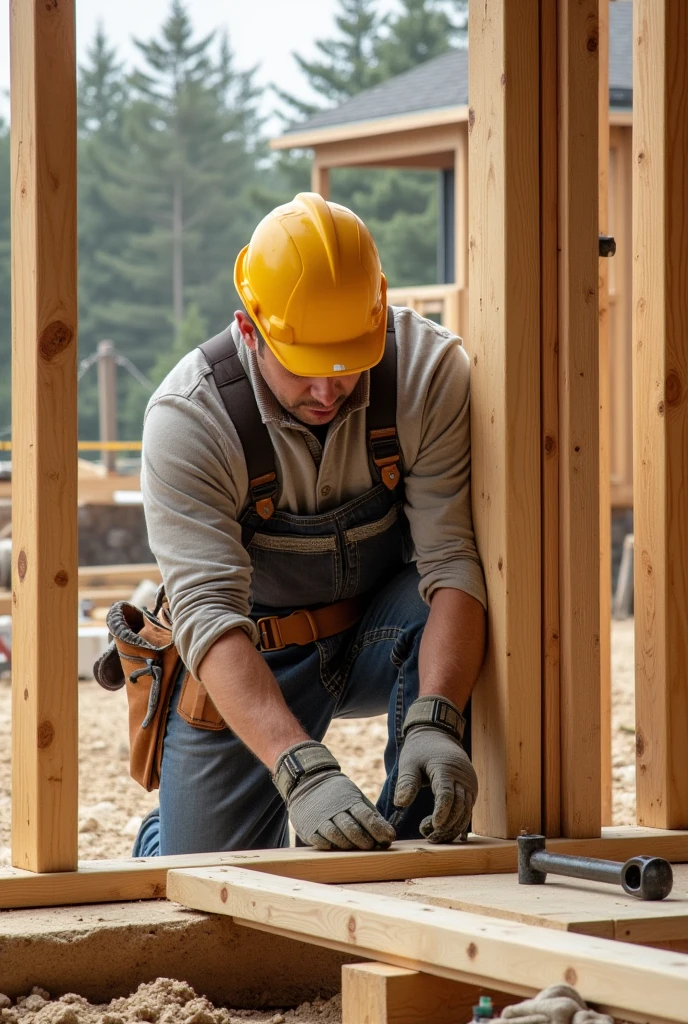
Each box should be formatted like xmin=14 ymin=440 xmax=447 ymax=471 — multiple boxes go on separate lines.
xmin=390 ymin=620 xmax=424 ymax=671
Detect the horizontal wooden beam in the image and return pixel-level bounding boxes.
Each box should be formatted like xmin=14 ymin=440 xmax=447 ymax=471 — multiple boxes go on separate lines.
xmin=0 ymin=473 xmax=142 ymax=505
xmin=271 ymin=106 xmax=469 ymax=151
xmin=167 ymin=866 xmax=688 ymax=1023
xmin=0 ymin=830 xmax=686 ymax=911
xmin=0 ymin=586 xmax=135 ymax=617
xmin=76 ymin=563 xmax=161 ymax=588
xmin=312 ymin=124 xmax=461 ymax=170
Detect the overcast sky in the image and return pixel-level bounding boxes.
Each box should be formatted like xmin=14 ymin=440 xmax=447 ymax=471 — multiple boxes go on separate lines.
xmin=0 ymin=0 xmax=397 ymax=128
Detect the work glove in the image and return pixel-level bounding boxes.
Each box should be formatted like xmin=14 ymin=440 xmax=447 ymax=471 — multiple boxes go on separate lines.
xmin=394 ymin=695 xmax=477 ymax=843
xmin=501 ymin=985 xmax=613 ymax=1024
xmin=273 ymin=741 xmax=396 ymax=851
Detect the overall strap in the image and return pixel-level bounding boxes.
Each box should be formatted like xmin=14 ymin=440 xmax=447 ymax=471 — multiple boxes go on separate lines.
xmin=199 ymin=327 xmax=277 ymax=520
xmin=366 ymin=306 xmax=401 ymax=490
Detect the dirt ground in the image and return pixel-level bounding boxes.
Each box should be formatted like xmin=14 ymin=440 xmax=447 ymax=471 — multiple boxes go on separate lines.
xmin=0 ymin=620 xmax=636 ymax=1020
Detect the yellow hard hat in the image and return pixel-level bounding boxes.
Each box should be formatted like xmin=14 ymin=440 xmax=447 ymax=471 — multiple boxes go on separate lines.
xmin=234 ymin=192 xmax=387 ymax=377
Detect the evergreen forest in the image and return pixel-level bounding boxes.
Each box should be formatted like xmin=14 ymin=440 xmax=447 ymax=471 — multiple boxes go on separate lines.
xmin=0 ymin=0 xmax=467 ymax=440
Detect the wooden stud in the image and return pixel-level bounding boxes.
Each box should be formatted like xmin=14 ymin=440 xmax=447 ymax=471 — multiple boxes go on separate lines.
xmin=468 ymin=0 xmax=541 ymax=837
xmin=0 ymin=829 xmax=685 ymax=911
xmin=557 ymin=0 xmax=601 ymax=838
xmin=454 ymin=125 xmax=468 ymax=294
xmin=10 ymin=0 xmax=78 ymax=872
xmin=540 ymin=0 xmax=561 ymax=839
xmin=310 ymin=160 xmax=330 ymax=199
xmin=341 ymin=963 xmax=507 ymax=1024
xmin=167 ymin=866 xmax=688 ymax=1024
xmin=633 ymin=0 xmax=688 ymax=828
xmin=598 ymin=0 xmax=612 ymax=826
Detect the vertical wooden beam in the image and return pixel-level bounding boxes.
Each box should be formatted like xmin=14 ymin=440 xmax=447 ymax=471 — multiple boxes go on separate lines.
xmin=469 ymin=0 xmax=542 ymax=838
xmin=598 ymin=0 xmax=613 ymax=825
xmin=10 ymin=0 xmax=79 ymax=871
xmin=633 ymin=0 xmax=688 ymax=828
xmin=311 ymin=159 xmax=330 ymax=199
xmin=540 ymin=0 xmax=561 ymax=838
xmin=558 ymin=0 xmax=601 ymax=838
xmin=454 ymin=124 xmax=468 ymax=292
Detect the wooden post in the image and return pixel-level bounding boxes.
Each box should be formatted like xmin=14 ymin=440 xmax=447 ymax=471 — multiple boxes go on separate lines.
xmin=540 ymin=0 xmax=561 ymax=838
xmin=468 ymin=0 xmax=542 ymax=838
xmin=598 ymin=0 xmax=613 ymax=825
xmin=633 ymin=0 xmax=688 ymax=828
xmin=454 ymin=125 xmax=468 ymax=293
xmin=341 ymin=963 xmax=507 ymax=1024
xmin=97 ymin=341 xmax=117 ymax=474
xmin=311 ymin=160 xmax=330 ymax=199
xmin=558 ymin=0 xmax=601 ymax=838
xmin=10 ymin=0 xmax=79 ymax=872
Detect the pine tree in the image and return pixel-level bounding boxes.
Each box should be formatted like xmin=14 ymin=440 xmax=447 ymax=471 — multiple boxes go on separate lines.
xmin=375 ymin=0 xmax=457 ymax=78
xmin=92 ymin=1 xmax=263 ymax=436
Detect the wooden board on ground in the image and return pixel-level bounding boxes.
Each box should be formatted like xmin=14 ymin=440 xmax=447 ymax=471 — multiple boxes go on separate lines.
xmin=348 ymin=864 xmax=688 ymax=944
xmin=0 ymin=828 xmax=687 ymax=911
xmin=166 ymin=865 xmax=688 ymax=1024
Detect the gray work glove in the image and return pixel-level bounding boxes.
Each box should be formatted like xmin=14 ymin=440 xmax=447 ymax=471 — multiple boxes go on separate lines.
xmin=501 ymin=985 xmax=613 ymax=1024
xmin=394 ymin=695 xmax=477 ymax=843
xmin=273 ymin=741 xmax=396 ymax=851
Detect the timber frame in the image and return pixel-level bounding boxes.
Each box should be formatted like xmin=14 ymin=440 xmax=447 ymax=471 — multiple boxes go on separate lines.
xmin=4 ymin=0 xmax=688 ymax=1019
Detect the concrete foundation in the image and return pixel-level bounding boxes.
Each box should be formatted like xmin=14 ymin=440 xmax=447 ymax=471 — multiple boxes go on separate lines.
xmin=0 ymin=899 xmax=353 ymax=1007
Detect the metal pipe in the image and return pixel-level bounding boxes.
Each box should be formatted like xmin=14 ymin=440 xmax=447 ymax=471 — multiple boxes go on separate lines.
xmin=517 ymin=834 xmax=673 ymax=900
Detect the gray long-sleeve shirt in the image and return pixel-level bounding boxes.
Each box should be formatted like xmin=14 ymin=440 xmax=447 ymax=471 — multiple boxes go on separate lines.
xmin=141 ymin=307 xmax=486 ymax=677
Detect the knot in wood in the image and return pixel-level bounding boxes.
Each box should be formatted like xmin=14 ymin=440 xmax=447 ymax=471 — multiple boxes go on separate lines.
xmin=39 ymin=320 xmax=74 ymax=362
xmin=54 ymin=569 xmax=69 ymax=588
xmin=17 ymin=550 xmax=27 ymax=581
xmin=636 ymin=730 xmax=645 ymax=758
xmin=466 ymin=942 xmax=478 ymax=960
xmin=564 ymin=967 xmax=578 ymax=985
xmin=347 ymin=915 xmax=357 ymax=940
xmin=468 ymin=107 xmax=475 ymax=133
xmin=220 ymin=887 xmax=228 ymax=903
xmin=37 ymin=721 xmax=54 ymax=749
xmin=665 ymin=370 xmax=683 ymax=407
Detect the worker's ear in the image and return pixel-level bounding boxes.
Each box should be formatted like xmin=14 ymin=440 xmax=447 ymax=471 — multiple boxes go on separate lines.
xmin=234 ymin=310 xmax=258 ymax=351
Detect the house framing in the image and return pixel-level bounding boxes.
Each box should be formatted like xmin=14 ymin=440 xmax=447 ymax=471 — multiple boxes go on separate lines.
xmin=4 ymin=0 xmax=688 ymax=1020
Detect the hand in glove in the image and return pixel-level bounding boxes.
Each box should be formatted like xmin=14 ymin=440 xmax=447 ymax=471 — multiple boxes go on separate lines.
xmin=394 ymin=696 xmax=477 ymax=843
xmin=273 ymin=741 xmax=396 ymax=851
xmin=501 ymin=985 xmax=614 ymax=1024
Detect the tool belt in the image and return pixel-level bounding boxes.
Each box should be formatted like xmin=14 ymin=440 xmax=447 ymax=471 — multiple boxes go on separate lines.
xmin=94 ymin=589 xmax=363 ymax=791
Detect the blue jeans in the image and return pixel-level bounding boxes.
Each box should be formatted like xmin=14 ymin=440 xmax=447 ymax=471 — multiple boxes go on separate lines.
xmin=134 ymin=565 xmax=440 ymax=855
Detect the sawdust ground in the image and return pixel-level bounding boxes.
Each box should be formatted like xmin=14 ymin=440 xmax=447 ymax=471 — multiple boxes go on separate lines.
xmin=0 ymin=979 xmax=341 ymax=1024
xmin=0 ymin=620 xmax=636 ymax=1020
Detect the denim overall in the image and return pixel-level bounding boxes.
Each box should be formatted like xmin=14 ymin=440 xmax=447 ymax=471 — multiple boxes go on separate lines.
xmin=135 ymin=315 xmax=443 ymax=856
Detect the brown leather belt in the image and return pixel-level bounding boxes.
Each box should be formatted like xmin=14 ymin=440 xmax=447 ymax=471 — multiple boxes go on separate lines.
xmin=257 ymin=595 xmax=362 ymax=652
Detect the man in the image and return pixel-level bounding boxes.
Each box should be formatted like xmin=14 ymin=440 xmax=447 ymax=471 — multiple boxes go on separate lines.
xmin=133 ymin=192 xmax=486 ymax=857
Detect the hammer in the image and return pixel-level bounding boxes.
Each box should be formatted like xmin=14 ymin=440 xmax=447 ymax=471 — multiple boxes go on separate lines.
xmin=517 ymin=833 xmax=673 ymax=901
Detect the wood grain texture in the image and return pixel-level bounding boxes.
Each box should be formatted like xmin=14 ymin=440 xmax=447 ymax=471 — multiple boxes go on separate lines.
xmin=358 ymin=864 xmax=688 ymax=945
xmin=557 ymin=0 xmax=601 ymax=837
xmin=270 ymin=107 xmax=469 ymax=151
xmin=167 ymin=866 xmax=688 ymax=1023
xmin=468 ymin=0 xmax=542 ymax=838
xmin=341 ymin=963 xmax=508 ymax=1024
xmin=633 ymin=0 xmax=688 ymax=829
xmin=598 ymin=0 xmax=612 ymax=826
xmin=540 ymin=0 xmax=561 ymax=839
xmin=10 ymin=0 xmax=78 ymax=872
xmin=0 ymin=829 xmax=685 ymax=911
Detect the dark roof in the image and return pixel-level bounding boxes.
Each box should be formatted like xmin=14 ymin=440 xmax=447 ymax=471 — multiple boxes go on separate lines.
xmin=282 ymin=0 xmax=632 ymax=138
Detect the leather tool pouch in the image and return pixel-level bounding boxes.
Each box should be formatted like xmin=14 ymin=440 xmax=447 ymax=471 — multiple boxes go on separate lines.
xmin=93 ymin=589 xmax=225 ymax=792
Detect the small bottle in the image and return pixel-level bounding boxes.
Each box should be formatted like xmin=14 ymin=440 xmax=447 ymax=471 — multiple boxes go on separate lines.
xmin=472 ymin=996 xmax=495 ymax=1022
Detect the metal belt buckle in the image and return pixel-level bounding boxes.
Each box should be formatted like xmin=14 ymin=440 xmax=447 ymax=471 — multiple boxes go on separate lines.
xmin=257 ymin=615 xmax=284 ymax=651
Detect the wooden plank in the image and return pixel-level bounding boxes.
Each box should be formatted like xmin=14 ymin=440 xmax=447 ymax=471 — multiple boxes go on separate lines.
xmin=271 ymin=107 xmax=469 ymax=151
xmin=167 ymin=866 xmax=688 ymax=1023
xmin=0 ymin=586 xmax=135 ymax=617
xmin=0 ymin=828 xmax=685 ymax=911
xmin=76 ymin=563 xmax=161 ymax=588
xmin=633 ymin=0 xmax=688 ymax=828
xmin=314 ymin=125 xmax=460 ymax=171
xmin=598 ymin=0 xmax=612 ymax=826
xmin=468 ymin=0 xmax=541 ymax=837
xmin=540 ymin=0 xmax=561 ymax=838
xmin=356 ymin=865 xmax=688 ymax=944
xmin=10 ymin=0 xmax=78 ymax=872
xmin=341 ymin=963 xmax=508 ymax=1024
xmin=454 ymin=124 xmax=468 ymax=295
xmin=0 ymin=472 xmax=142 ymax=504
xmin=557 ymin=0 xmax=601 ymax=838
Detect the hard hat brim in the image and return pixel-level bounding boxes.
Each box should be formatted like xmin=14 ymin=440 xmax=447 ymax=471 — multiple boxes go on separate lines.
xmin=265 ymin=317 xmax=387 ymax=377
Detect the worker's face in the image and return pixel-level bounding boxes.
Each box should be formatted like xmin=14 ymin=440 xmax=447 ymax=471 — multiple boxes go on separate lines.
xmin=235 ymin=311 xmax=361 ymax=427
